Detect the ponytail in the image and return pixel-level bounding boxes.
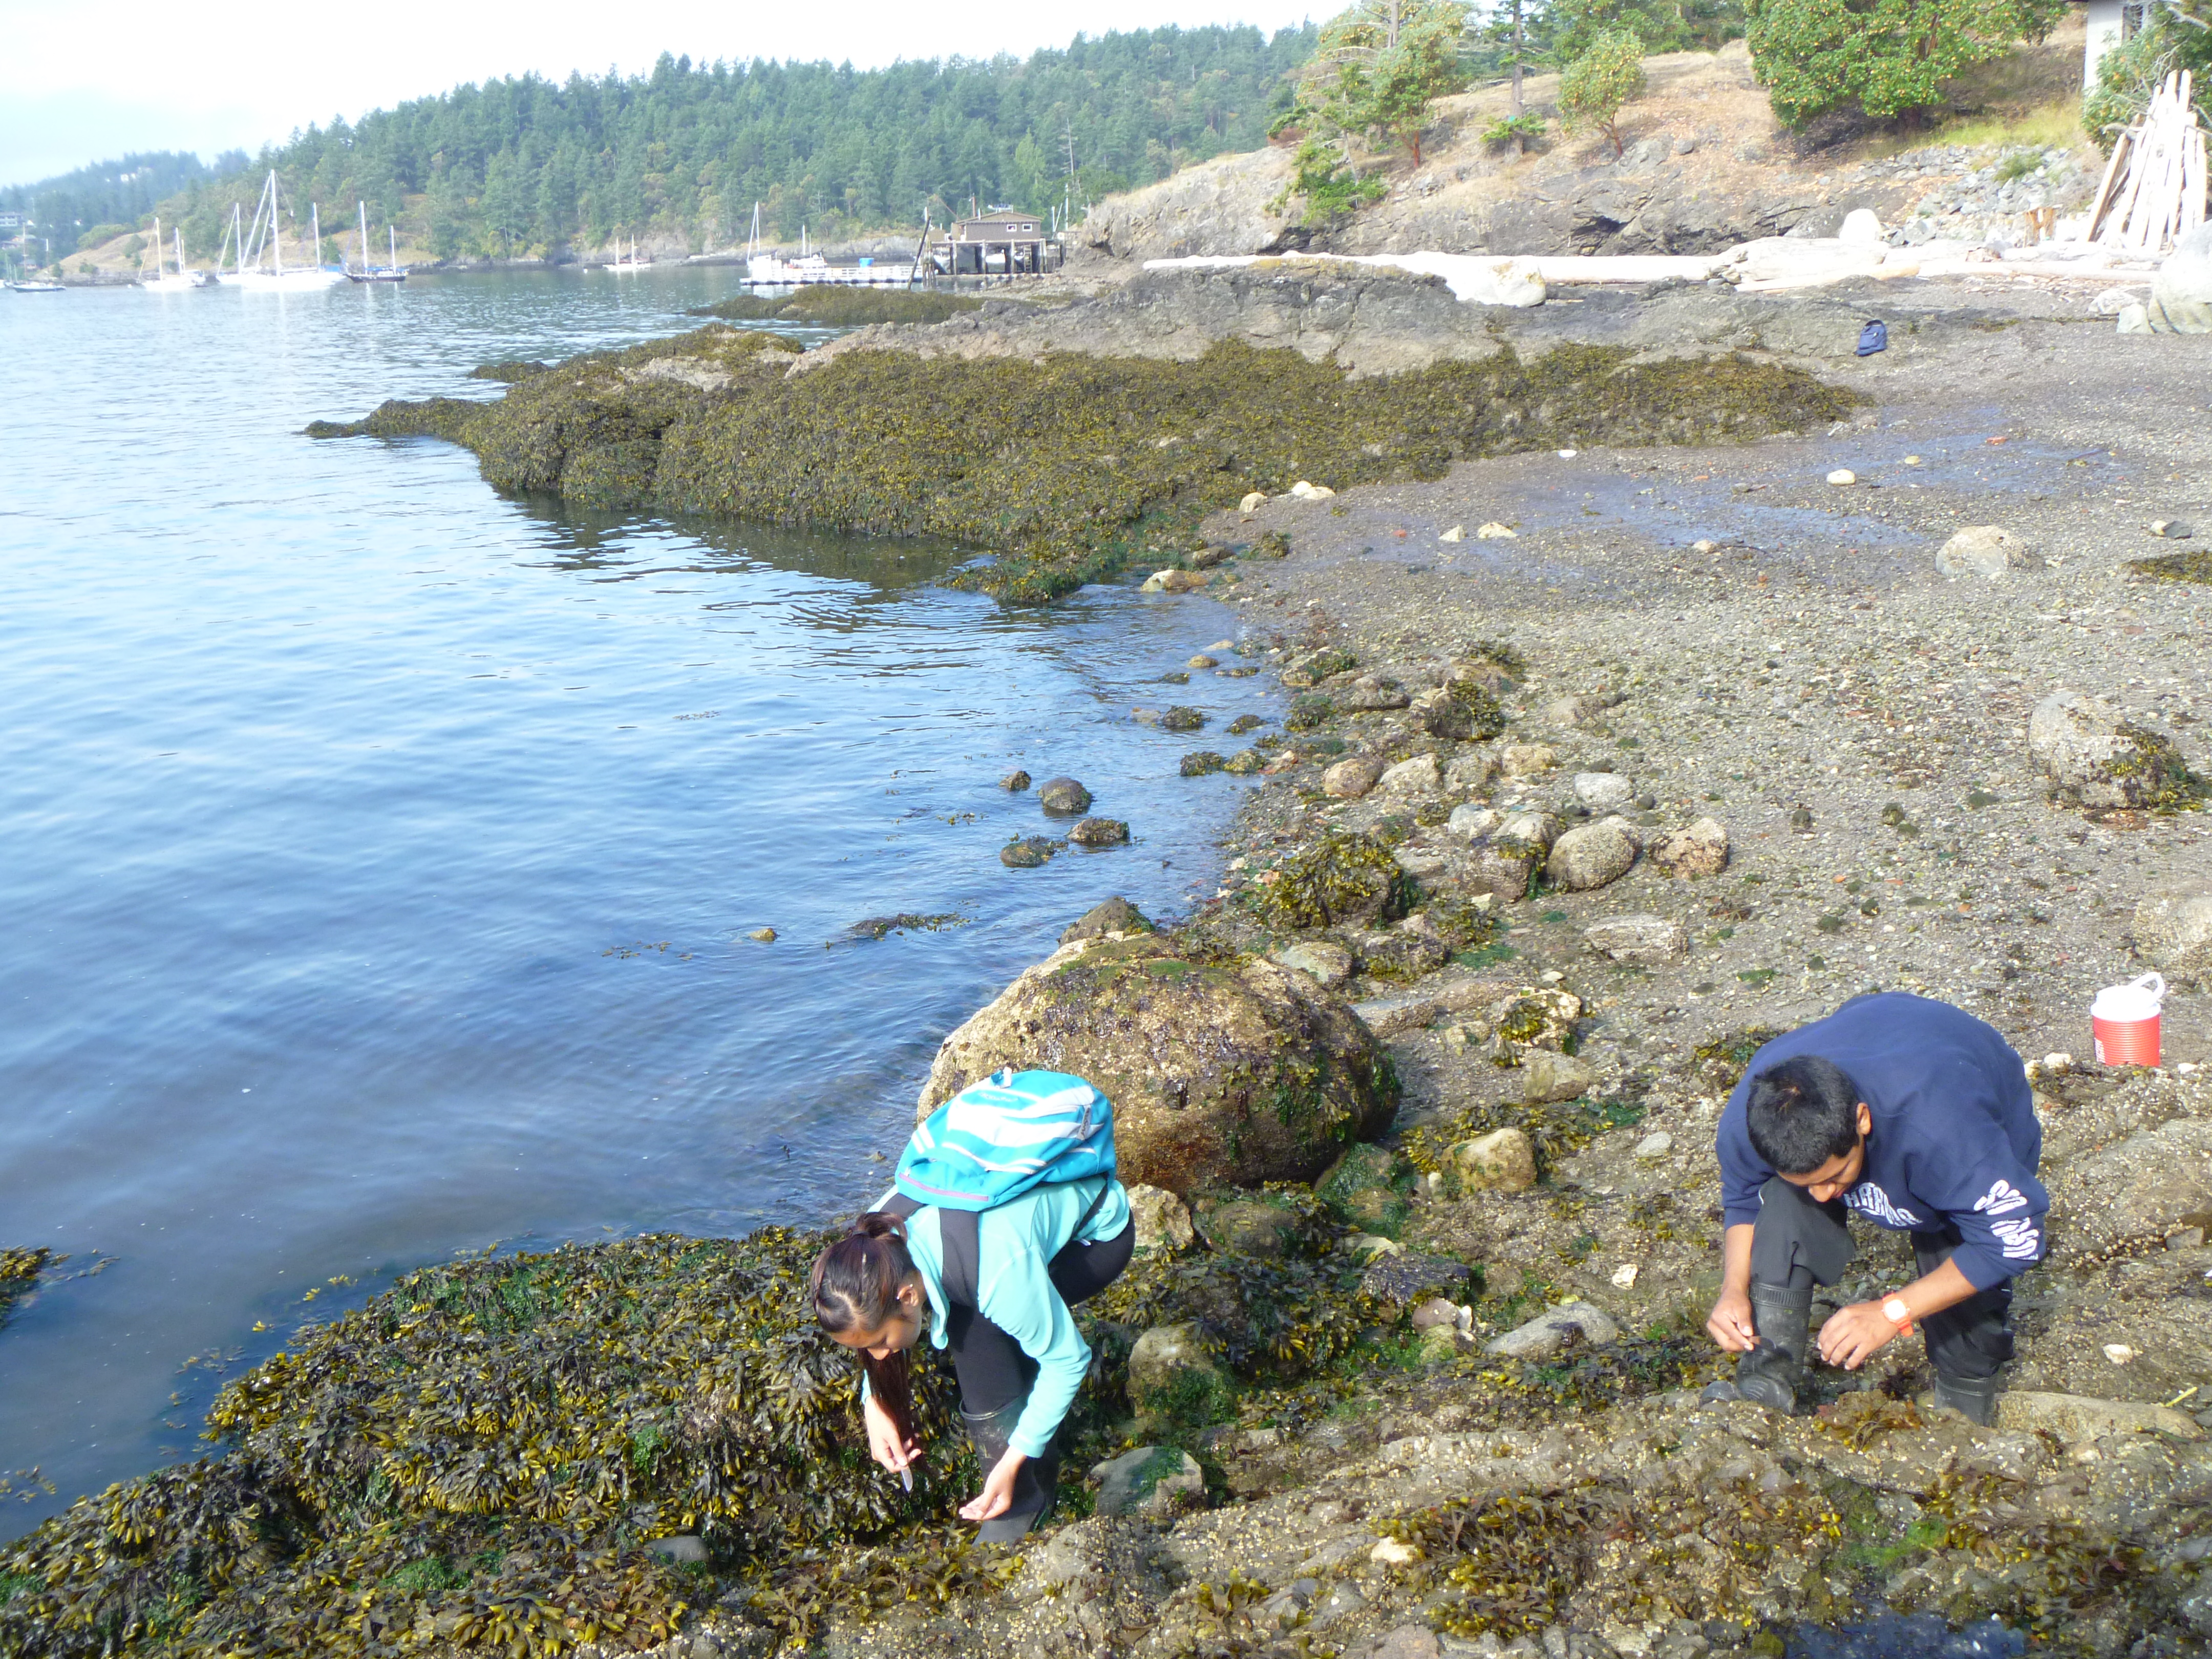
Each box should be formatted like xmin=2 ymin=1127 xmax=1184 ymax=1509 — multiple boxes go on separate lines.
xmin=811 ymin=1212 xmax=921 ymax=1454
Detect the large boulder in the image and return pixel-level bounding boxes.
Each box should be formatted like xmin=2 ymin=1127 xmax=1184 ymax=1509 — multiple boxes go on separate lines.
xmin=2134 ymin=881 xmax=2212 ymax=987
xmin=918 ymin=935 xmax=1399 ymax=1193
xmin=2029 ymin=691 xmax=2198 ymax=810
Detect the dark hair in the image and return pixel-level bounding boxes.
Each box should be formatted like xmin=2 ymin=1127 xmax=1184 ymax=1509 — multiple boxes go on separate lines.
xmin=810 ymin=1213 xmax=920 ymax=1453
xmin=1745 ymin=1055 xmax=1862 ymax=1175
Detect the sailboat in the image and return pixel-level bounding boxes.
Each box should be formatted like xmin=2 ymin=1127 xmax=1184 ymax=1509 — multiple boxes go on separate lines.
xmin=139 ymin=217 xmax=198 ymax=291
xmin=347 ymin=201 xmax=407 ymax=282
xmin=11 ymin=238 xmax=65 ymax=290
xmin=226 ymin=172 xmax=346 ymax=290
xmin=604 ymin=233 xmax=651 ymax=273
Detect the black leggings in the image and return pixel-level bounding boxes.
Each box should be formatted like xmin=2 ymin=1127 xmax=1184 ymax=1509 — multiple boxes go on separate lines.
xmin=1748 ymin=1176 xmax=2017 ymax=1380
xmin=945 ymin=1222 xmax=1135 ymax=1415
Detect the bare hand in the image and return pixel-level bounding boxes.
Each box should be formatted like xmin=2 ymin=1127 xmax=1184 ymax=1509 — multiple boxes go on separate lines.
xmin=1706 ymin=1288 xmax=1757 ymax=1353
xmin=958 ymin=1447 xmax=1028 ymax=1522
xmin=1817 ymin=1302 xmax=1901 ymax=1371
xmin=862 ymin=1393 xmax=922 ymax=1476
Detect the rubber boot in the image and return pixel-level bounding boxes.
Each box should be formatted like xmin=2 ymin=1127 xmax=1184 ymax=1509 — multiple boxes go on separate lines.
xmin=1930 ymin=1370 xmax=2003 ymax=1427
xmin=1732 ymin=1282 xmax=1815 ymax=1415
xmin=961 ymin=1397 xmax=1059 ymax=1543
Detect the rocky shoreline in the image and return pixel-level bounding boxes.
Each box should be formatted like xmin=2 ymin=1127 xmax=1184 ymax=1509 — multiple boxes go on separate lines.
xmin=9 ymin=265 xmax=2212 ymax=1659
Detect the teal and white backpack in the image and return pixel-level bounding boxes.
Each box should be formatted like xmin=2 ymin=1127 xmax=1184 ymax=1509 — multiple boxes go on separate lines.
xmin=891 ymin=1068 xmax=1116 ymax=1210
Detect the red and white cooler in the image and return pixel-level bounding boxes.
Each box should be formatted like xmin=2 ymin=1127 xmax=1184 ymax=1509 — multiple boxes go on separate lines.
xmin=2091 ymin=973 xmax=2166 ymax=1068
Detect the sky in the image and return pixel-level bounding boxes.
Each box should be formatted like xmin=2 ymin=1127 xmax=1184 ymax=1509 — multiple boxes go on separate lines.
xmin=2 ymin=0 xmax=1321 ymax=187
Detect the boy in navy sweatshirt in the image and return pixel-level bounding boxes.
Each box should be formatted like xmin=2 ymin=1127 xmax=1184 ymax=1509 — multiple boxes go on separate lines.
xmin=1703 ymin=993 xmax=2047 ymax=1423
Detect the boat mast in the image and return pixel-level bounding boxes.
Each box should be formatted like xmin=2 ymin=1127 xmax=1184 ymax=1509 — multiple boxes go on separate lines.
xmin=389 ymin=223 xmax=397 ymax=271
xmin=271 ymin=173 xmax=285 ymax=278
xmin=359 ymin=200 xmax=369 ymax=275
xmin=152 ymin=217 xmax=164 ymax=280
xmin=311 ymin=202 xmax=321 ymax=268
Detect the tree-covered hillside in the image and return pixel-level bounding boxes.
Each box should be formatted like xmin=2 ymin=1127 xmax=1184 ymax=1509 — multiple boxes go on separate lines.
xmin=151 ymin=25 xmax=1316 ymax=264
xmin=2 ymin=152 xmax=247 ymax=257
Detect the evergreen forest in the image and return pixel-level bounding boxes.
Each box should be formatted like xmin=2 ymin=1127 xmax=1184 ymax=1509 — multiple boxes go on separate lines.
xmin=100 ymin=25 xmax=1319 ymax=265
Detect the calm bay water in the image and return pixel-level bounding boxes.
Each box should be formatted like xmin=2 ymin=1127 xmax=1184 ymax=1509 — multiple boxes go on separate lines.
xmin=0 ymin=269 xmax=1269 ymax=1534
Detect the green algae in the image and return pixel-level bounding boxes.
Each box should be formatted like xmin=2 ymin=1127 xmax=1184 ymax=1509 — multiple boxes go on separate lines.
xmin=2130 ymin=550 xmax=2212 ymax=585
xmin=316 ymin=330 xmax=1861 ymax=603
xmin=687 ymin=286 xmax=990 ymax=327
xmin=0 ymin=1247 xmax=47 ymax=1329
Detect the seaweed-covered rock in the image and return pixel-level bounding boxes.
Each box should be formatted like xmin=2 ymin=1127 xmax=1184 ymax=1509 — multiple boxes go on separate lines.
xmin=0 ymin=1246 xmax=48 ymax=1327
xmin=1060 ymin=895 xmax=1154 ymax=944
xmin=1001 ymin=835 xmax=1061 ymax=867
xmin=916 ymin=934 xmax=1399 ymax=1193
xmin=1485 ymin=988 xmax=1582 ymax=1063
xmin=1452 ymin=1128 xmax=1538 ymax=1193
xmin=2029 ymin=691 xmax=2203 ymax=811
xmin=1127 ymin=1183 xmax=1196 ymax=1252
xmin=1161 ymin=706 xmax=1207 ymax=732
xmin=1126 ymin=1324 xmax=1229 ymax=1422
xmin=1273 ymin=939 xmax=1356 ymax=986
xmin=1180 ymin=750 xmax=1228 ymax=777
xmin=1259 ymin=832 xmax=1409 ymax=930
xmin=1357 ymin=1252 xmax=1474 ymax=1313
xmin=1089 ymin=1447 xmax=1205 ymax=1518
xmin=1195 ymin=1199 xmax=1305 ymax=1259
xmin=1037 ymin=776 xmax=1095 ymax=814
xmin=1068 ymin=816 xmax=1131 ymax=847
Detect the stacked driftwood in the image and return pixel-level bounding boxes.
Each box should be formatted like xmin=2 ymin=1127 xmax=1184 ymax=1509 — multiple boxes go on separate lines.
xmin=2090 ymin=69 xmax=2208 ymax=253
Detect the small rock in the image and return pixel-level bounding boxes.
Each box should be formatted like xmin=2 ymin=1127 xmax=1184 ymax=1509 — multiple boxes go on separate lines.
xmin=1369 ymin=1538 xmax=1422 ymax=1566
xmin=1839 ymin=207 xmax=1884 ymax=245
xmin=1160 ymin=568 xmax=1213 ymax=593
xmin=1584 ymin=913 xmax=1688 ymax=964
xmin=1188 ymin=654 xmax=1219 ymax=669
xmin=1000 ymin=770 xmax=1032 ymax=791
xmin=1274 ymin=940 xmax=1356 ymax=986
xmin=1379 ymin=753 xmax=1441 ymax=794
xmin=2152 ymin=519 xmax=2195 ymax=539
xmin=1452 ymin=1127 xmax=1537 ymax=1193
xmin=1162 ymin=706 xmax=1206 ymax=732
xmin=1573 ymin=772 xmax=1634 ymax=811
xmin=1652 ymin=817 xmax=1730 ymax=878
xmin=1037 ymin=776 xmax=1093 ymax=814
xmin=1610 ymin=1263 xmax=1639 ymax=1288
xmin=1444 ymin=750 xmax=1497 ymax=792
xmin=1068 ymin=816 xmax=1131 ymax=847
xmin=646 ymin=1536 xmax=708 ymax=1564
xmin=1410 ymin=1297 xmax=1462 ymax=1331
xmin=1059 ymin=895 xmax=1154 ymax=944
xmin=1239 ymin=490 xmax=1267 ymax=513
xmin=1290 ymin=479 xmax=1335 ymax=499
xmin=1936 ymin=525 xmax=2036 ymax=579
xmin=1483 ymin=1301 xmax=1622 ymax=1360
xmin=1360 ymin=1252 xmax=1473 ymax=1311
xmin=748 ymin=927 xmax=777 ymax=943
xmin=1001 ymin=836 xmax=1060 ymax=868
xmin=1344 ymin=676 xmax=1412 ymax=711
xmin=1090 ymin=1446 xmax=1206 ymax=1517
xmin=2104 ymin=1343 xmax=2137 ymax=1365
xmin=1440 ymin=525 xmax=1465 ymax=542
xmin=1345 ymin=1232 xmax=1402 ymax=1262
xmin=1325 ymin=754 xmax=1388 ymax=798
xmin=1499 ymin=742 xmax=1558 ymax=778
xmin=1354 ymin=994 xmax=1445 ymax=1036
xmin=1126 ymin=1184 xmax=1195 ymax=1251
xmin=1521 ymin=1050 xmax=1597 ymax=1104
xmin=1634 ymin=1131 xmax=1674 ymax=1162
xmin=1200 ymin=1199 xmax=1303 ymax=1259
xmin=1477 ymin=522 xmax=1517 ymax=539
xmin=1547 ymin=818 xmax=1641 ymax=891
xmin=2134 ymin=880 xmax=2212 ymax=987
xmin=1447 ymin=803 xmax=1501 ymax=841
xmin=1692 ymin=538 xmax=1718 ymax=553
xmin=1180 ymin=751 xmax=1227 ymax=777
xmin=1826 ymin=469 xmax=1857 ymax=486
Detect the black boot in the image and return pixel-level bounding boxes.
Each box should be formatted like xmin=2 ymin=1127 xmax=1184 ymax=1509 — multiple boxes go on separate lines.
xmin=960 ymin=1397 xmax=1059 ymax=1543
xmin=1929 ymin=1370 xmax=2002 ymax=1427
xmin=1733 ymin=1282 xmax=1815 ymax=1415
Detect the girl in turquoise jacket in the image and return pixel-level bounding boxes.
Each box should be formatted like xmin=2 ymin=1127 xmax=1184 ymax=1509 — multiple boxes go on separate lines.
xmin=808 ymin=1176 xmax=1133 ymax=1540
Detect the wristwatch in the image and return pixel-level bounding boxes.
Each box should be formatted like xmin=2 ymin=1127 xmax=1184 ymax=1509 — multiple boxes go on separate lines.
xmin=1881 ymin=1295 xmax=1915 ymax=1336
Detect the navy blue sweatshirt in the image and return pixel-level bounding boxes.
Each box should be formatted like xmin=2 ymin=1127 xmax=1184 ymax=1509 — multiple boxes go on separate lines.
xmin=1716 ymin=994 xmax=2046 ymax=1291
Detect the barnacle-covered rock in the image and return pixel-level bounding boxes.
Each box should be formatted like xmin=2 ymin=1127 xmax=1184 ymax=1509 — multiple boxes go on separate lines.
xmin=916 ymin=934 xmax=1399 ymax=1193
xmin=2029 ymin=690 xmax=2205 ymax=812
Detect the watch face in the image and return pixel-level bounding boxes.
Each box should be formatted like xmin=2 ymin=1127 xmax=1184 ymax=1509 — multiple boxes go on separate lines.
xmin=1884 ymin=1298 xmax=1910 ymax=1323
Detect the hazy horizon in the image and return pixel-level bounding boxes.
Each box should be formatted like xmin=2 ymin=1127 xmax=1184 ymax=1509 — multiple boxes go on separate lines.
xmin=2 ymin=0 xmax=1319 ymax=189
